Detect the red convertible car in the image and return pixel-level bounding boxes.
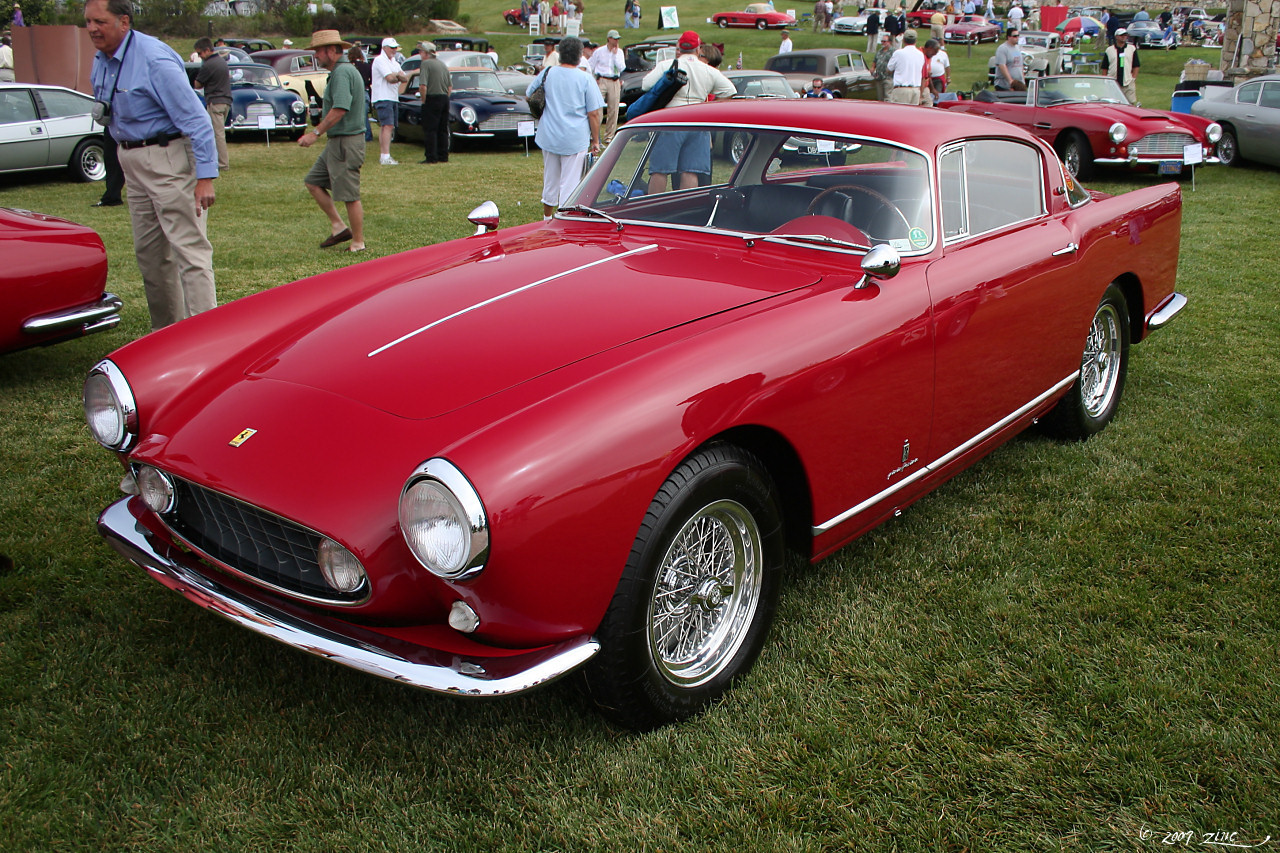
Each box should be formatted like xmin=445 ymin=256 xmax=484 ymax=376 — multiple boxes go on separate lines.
xmin=940 ymin=75 xmax=1222 ymax=179
xmin=2 ymin=207 xmax=120 ymax=354
xmin=88 ymin=100 xmax=1186 ymax=730
xmin=944 ymin=14 xmax=1001 ymax=42
xmin=713 ymin=3 xmax=796 ymax=28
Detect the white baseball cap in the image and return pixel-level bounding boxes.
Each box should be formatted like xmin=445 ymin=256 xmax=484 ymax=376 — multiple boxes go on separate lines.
xmin=382 ymin=37 xmax=400 ymax=48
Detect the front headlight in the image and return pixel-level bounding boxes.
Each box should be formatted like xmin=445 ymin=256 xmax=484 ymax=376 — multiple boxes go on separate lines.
xmin=84 ymin=360 xmax=138 ymax=451
xmin=1109 ymin=122 xmax=1128 ymax=145
xmin=459 ymin=106 xmax=478 ymax=125
xmin=399 ymin=459 xmax=489 ymax=580
xmin=291 ymin=100 xmax=305 ymax=115
xmin=318 ymin=539 xmax=368 ymax=593
xmin=136 ymin=465 xmax=175 ymax=514
xmin=1206 ymin=122 xmax=1222 ymax=143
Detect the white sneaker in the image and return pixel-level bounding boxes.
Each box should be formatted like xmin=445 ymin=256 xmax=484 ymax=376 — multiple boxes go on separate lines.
xmin=380 ymin=155 xmax=398 ymax=166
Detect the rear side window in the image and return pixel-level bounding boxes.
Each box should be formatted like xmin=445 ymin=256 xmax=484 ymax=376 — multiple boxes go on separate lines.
xmin=1237 ymin=82 xmax=1260 ymax=105
xmin=939 ymin=139 xmax=1045 ymax=241
xmin=35 ymin=88 xmax=94 ymax=119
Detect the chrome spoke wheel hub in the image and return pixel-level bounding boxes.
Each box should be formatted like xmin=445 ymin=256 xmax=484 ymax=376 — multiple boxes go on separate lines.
xmin=647 ymin=499 xmax=763 ymax=687
xmin=1081 ymin=303 xmax=1121 ymax=417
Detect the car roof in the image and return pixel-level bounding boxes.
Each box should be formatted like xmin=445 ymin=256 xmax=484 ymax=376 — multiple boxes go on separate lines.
xmin=251 ymin=49 xmax=314 ymax=59
xmin=627 ymin=98 xmax=1046 ymax=151
xmin=778 ymin=47 xmax=864 ymax=57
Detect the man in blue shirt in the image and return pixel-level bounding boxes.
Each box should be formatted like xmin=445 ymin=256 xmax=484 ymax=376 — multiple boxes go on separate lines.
xmin=85 ymin=0 xmax=218 ymax=331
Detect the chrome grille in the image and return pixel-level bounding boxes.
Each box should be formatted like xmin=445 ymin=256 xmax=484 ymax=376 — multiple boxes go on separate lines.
xmin=479 ymin=112 xmax=529 ymax=132
xmin=245 ymin=102 xmax=275 ymax=120
xmin=163 ymin=477 xmax=365 ymax=603
xmin=1130 ymin=132 xmax=1196 ymax=157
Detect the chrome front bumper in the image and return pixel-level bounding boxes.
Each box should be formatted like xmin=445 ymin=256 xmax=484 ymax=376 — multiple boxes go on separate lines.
xmin=98 ymin=498 xmax=600 ymax=697
xmin=22 ymin=292 xmax=121 ymax=337
xmin=1147 ymin=291 xmax=1188 ymax=332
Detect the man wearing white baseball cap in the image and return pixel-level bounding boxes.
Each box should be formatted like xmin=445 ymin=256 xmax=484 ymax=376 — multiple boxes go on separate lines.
xmin=589 ymin=29 xmax=625 ymax=143
xmin=371 ymin=36 xmax=409 ymax=164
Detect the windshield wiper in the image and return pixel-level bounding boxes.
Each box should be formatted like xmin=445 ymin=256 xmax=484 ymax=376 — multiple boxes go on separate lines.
xmin=755 ymin=232 xmax=871 ymax=251
xmin=558 ymin=204 xmax=624 ymax=231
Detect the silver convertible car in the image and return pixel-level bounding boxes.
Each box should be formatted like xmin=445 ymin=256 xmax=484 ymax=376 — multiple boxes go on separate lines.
xmin=1190 ymin=73 xmax=1280 ymax=168
xmin=0 ymin=83 xmax=106 ymax=183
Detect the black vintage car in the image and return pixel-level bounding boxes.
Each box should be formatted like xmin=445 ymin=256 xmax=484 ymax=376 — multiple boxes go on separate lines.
xmin=185 ymin=61 xmax=308 ymax=138
xmin=396 ymin=68 xmax=537 ymax=149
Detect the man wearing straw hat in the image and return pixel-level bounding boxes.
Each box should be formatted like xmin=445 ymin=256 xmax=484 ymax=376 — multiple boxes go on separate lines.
xmin=299 ymin=29 xmax=368 ymax=252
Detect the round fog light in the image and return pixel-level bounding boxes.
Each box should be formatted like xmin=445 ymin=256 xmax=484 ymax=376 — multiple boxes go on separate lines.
xmin=448 ymin=601 xmax=480 ymax=633
xmin=136 ymin=465 xmax=175 ymax=514
xmin=318 ymin=539 xmax=367 ymax=593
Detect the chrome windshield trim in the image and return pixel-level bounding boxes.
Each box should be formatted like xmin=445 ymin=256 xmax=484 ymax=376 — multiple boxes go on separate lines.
xmin=368 ymin=243 xmax=659 ymax=357
xmin=98 ymin=498 xmax=600 ymax=697
xmin=812 ymin=373 xmax=1079 ymax=535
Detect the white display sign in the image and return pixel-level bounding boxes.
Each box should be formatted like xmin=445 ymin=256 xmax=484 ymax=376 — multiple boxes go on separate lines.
xmin=518 ymin=120 xmax=536 ymax=137
xmin=1184 ymin=142 xmax=1204 ymax=166
xmin=660 ymin=6 xmax=680 ymax=28
xmin=257 ymin=115 xmax=277 ymax=129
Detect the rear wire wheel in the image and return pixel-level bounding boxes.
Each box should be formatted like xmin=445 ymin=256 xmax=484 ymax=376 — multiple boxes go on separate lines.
xmin=585 ymin=444 xmax=784 ymax=730
xmin=1040 ymin=282 xmax=1130 ymax=440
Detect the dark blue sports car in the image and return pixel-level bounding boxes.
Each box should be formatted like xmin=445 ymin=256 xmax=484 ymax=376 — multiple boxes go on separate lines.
xmin=186 ymin=62 xmax=308 ymax=138
xmin=397 ymin=68 xmax=537 ymax=148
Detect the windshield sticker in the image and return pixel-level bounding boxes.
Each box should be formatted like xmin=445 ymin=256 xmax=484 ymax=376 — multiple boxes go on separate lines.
xmin=909 ymin=228 xmax=929 ymax=248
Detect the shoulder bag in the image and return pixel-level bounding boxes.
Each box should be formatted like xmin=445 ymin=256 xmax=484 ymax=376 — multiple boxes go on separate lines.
xmin=625 ymin=58 xmax=687 ymax=121
xmin=527 ymin=67 xmax=549 ymax=119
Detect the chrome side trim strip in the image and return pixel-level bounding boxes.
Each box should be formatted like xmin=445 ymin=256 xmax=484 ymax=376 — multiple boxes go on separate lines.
xmin=98 ymin=498 xmax=600 ymax=697
xmin=368 ymin=244 xmax=659 ymax=357
xmin=22 ymin=293 xmax=122 ymax=334
xmin=1147 ymin=292 xmax=1187 ymax=331
xmin=811 ymin=373 xmax=1079 ymax=535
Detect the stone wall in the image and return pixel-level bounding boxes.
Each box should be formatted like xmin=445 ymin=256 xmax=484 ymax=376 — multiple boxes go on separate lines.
xmin=1221 ymin=0 xmax=1279 ymax=78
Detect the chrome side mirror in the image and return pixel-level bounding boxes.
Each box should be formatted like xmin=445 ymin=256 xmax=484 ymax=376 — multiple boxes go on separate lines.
xmin=468 ymin=201 xmax=500 ymax=235
xmin=857 ymin=244 xmax=901 ymax=290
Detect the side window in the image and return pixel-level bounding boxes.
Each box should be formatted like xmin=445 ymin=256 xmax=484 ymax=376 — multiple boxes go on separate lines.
xmin=0 ymin=89 xmax=39 ymax=124
xmin=35 ymin=89 xmax=93 ymax=119
xmin=940 ymin=148 xmax=967 ymax=240
xmin=964 ymin=139 xmax=1043 ymax=233
xmin=941 ymin=139 xmax=1044 ymax=241
xmin=1236 ymin=82 xmax=1260 ymax=105
xmin=1259 ymin=82 xmax=1280 ymax=110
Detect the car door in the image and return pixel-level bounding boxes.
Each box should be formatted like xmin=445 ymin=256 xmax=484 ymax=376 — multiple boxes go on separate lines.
xmin=0 ymin=88 xmax=49 ymax=172
xmin=1230 ymin=80 xmax=1280 ymax=166
xmin=925 ymin=138 xmax=1083 ymax=455
xmin=32 ymin=88 xmax=96 ymax=168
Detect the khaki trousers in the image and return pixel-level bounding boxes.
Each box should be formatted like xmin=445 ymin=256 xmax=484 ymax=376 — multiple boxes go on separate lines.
xmin=598 ymin=77 xmax=621 ymax=142
xmin=888 ymin=86 xmax=922 ymax=105
xmin=207 ymin=103 xmax=230 ymax=170
xmin=118 ymin=138 xmax=216 ymax=331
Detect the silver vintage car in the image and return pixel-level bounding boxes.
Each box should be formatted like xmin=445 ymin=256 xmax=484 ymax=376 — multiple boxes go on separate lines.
xmin=1190 ymin=74 xmax=1280 ymax=168
xmin=0 ymin=83 xmax=105 ymax=182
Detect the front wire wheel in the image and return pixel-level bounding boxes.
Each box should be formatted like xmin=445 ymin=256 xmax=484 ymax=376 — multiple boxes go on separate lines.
xmin=1040 ymin=282 xmax=1130 ymax=440
xmin=585 ymin=444 xmax=784 ymax=730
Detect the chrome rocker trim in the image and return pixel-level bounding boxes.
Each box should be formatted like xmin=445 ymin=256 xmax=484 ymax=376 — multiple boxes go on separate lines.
xmin=22 ymin=293 xmax=122 ymax=335
xmin=98 ymin=498 xmax=600 ymax=697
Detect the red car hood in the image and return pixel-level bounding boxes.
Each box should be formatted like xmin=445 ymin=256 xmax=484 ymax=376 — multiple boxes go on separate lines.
xmin=1052 ymin=102 xmax=1205 ymax=134
xmin=244 ymin=233 xmax=820 ymax=419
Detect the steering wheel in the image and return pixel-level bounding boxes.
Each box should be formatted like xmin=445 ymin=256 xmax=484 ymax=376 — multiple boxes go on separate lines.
xmin=805 ymin=184 xmax=912 ymax=240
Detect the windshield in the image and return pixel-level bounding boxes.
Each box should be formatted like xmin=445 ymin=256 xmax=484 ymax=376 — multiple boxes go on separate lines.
xmin=450 ymin=70 xmax=505 ymax=93
xmin=1036 ymin=76 xmax=1129 ymax=105
xmin=568 ymin=125 xmax=934 ymax=254
xmin=731 ymin=76 xmax=797 ymax=98
xmin=228 ymin=65 xmax=284 ymax=88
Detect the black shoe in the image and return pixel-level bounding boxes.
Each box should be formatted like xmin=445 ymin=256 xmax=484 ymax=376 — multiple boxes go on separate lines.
xmin=93 ymin=200 xmax=123 ymax=207
xmin=419 ymin=159 xmax=438 ymax=164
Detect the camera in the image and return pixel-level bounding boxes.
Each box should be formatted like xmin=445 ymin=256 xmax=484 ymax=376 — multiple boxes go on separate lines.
xmin=92 ymin=99 xmax=112 ymax=126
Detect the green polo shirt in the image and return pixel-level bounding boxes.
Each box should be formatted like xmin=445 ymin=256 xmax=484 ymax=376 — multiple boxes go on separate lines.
xmin=322 ymin=57 xmax=368 ymax=137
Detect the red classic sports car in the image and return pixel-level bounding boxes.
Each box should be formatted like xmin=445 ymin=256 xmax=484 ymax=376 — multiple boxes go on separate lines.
xmin=940 ymin=75 xmax=1222 ymax=179
xmin=944 ymin=14 xmax=1001 ymax=42
xmin=712 ymin=3 xmax=797 ymax=28
xmin=88 ymin=99 xmax=1186 ymax=730
xmin=2 ymin=207 xmax=120 ymax=354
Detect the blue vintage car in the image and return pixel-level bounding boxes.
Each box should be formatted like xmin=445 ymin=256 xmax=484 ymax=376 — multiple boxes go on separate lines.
xmin=396 ymin=68 xmax=536 ymax=148
xmin=186 ymin=61 xmax=308 ymax=138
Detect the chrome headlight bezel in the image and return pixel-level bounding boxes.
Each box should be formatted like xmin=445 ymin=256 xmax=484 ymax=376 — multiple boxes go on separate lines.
xmin=291 ymin=100 xmax=305 ymax=115
xmin=1205 ymin=122 xmax=1222 ymax=144
xmin=459 ymin=106 xmax=478 ymax=126
xmin=84 ymin=359 xmax=138 ymax=451
xmin=399 ymin=459 xmax=489 ymax=581
xmin=1109 ymin=122 xmax=1128 ymax=145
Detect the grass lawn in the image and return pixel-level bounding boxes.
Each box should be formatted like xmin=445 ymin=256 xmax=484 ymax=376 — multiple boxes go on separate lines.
xmin=1 ymin=28 xmax=1278 ymax=850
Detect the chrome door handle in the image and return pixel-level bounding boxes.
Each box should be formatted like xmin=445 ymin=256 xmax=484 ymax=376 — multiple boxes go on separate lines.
xmin=1052 ymin=242 xmax=1078 ymax=256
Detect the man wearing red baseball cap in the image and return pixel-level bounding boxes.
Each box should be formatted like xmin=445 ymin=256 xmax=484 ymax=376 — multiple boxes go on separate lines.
xmin=639 ymin=29 xmax=735 ymax=193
